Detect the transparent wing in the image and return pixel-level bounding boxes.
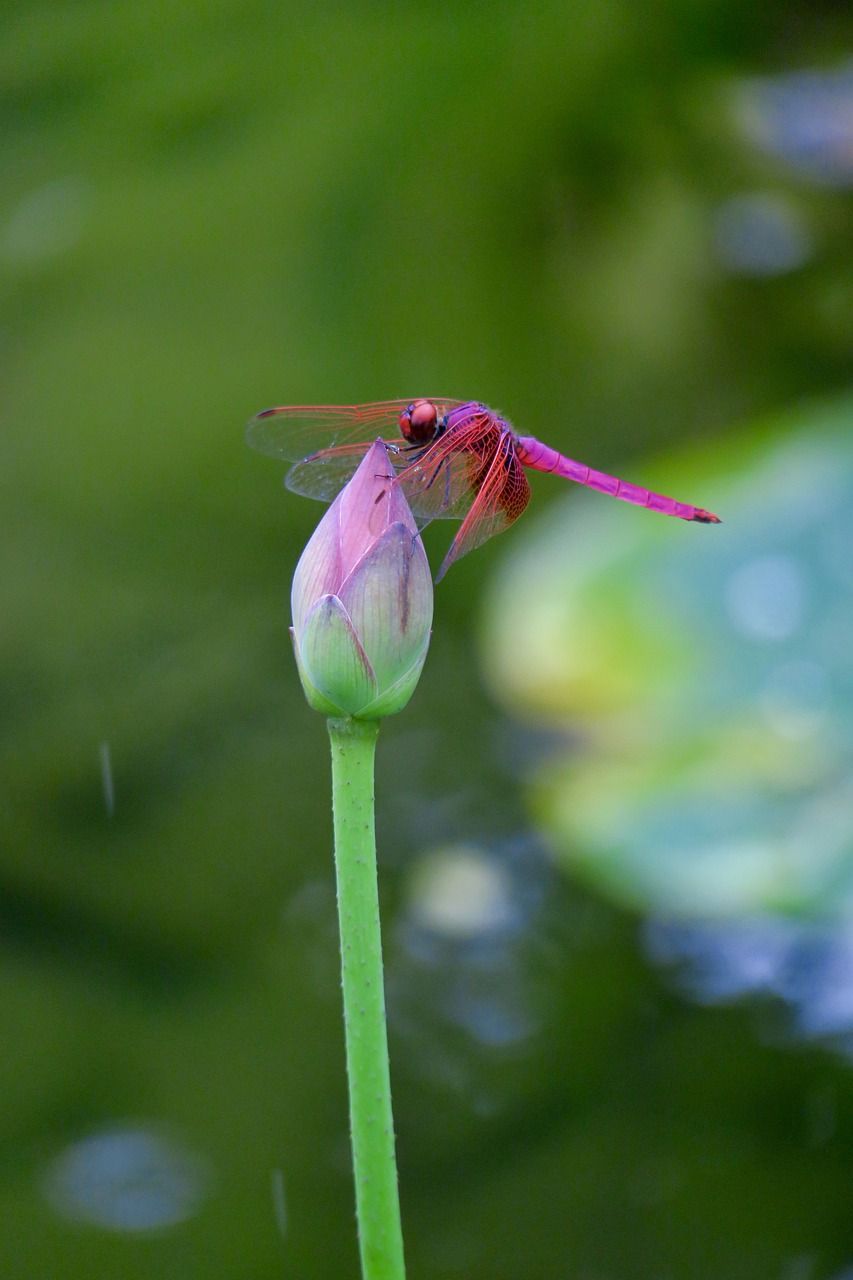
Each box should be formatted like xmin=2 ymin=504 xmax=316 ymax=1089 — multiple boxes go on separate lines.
xmin=395 ymin=409 xmax=501 ymax=522
xmin=246 ymin=399 xmax=468 ymax=462
xmin=265 ymin=403 xmax=532 ymax=578
xmin=285 ymin=442 xmax=395 ymax=503
xmin=286 ymin=435 xmax=484 ymax=516
xmin=434 ymin=436 xmax=531 ymax=580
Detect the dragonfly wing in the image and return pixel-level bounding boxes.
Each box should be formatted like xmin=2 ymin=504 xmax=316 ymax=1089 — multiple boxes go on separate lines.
xmin=250 ymin=399 xmax=531 ymax=576
xmin=246 ymin=399 xmax=470 ymax=462
xmin=284 ymin=433 xmax=473 ymax=508
xmin=435 ymin=437 xmax=530 ymax=580
xmin=246 ymin=403 xmax=408 ymax=462
xmin=396 ymin=449 xmax=482 ymax=522
xmin=285 ymin=441 xmax=399 ymax=503
xmin=394 ymin=409 xmax=498 ymax=522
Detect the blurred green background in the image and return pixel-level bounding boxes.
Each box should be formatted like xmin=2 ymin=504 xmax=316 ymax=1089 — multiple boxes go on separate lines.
xmin=2 ymin=1 xmax=852 ymax=1276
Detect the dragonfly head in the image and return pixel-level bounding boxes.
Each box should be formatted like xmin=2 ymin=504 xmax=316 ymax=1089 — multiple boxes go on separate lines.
xmin=399 ymin=399 xmax=440 ymax=444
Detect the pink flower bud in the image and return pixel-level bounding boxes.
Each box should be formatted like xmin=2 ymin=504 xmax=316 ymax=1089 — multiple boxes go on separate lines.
xmin=291 ymin=440 xmax=433 ymax=719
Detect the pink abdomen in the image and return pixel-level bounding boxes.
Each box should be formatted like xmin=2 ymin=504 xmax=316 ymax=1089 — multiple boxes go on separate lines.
xmin=514 ymin=435 xmax=719 ymax=524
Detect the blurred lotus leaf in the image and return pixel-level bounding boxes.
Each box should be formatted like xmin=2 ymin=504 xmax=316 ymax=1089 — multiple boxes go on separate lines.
xmin=482 ymin=395 xmax=853 ymax=921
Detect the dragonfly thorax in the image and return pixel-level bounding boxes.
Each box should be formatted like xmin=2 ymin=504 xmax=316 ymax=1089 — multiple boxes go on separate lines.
xmin=399 ymin=399 xmax=441 ymax=444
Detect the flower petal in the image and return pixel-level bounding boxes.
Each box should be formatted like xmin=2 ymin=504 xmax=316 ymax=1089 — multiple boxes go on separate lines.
xmin=356 ymin=633 xmax=431 ymax=719
xmin=338 ymin=440 xmax=400 ymax=578
xmin=291 ymin=502 xmax=343 ymax=634
xmin=339 ymin=522 xmax=433 ymax=690
xmin=290 ymin=629 xmax=351 ymax=717
xmin=297 ymin=594 xmax=378 ymax=715
xmin=384 ymin=468 xmax=419 ymax=537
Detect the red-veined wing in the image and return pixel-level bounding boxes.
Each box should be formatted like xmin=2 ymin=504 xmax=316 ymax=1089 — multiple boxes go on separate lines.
xmin=394 ymin=407 xmax=502 ymax=522
xmin=245 ymin=400 xmax=468 ymax=462
xmin=434 ymin=433 xmax=530 ymax=580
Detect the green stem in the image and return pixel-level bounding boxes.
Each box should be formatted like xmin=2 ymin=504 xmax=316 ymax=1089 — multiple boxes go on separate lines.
xmin=327 ymin=716 xmax=406 ymax=1280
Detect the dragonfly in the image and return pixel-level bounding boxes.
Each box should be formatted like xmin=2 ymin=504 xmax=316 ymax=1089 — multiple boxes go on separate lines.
xmin=246 ymin=398 xmax=721 ymax=580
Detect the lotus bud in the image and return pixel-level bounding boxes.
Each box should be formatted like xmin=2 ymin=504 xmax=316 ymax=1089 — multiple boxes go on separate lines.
xmin=291 ymin=440 xmax=433 ymax=719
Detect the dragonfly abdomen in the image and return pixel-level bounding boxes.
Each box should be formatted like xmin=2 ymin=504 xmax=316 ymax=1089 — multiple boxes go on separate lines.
xmin=515 ymin=434 xmax=719 ymax=524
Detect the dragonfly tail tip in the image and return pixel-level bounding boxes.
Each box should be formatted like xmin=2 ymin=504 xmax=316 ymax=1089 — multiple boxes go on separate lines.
xmin=692 ymin=508 xmax=722 ymax=524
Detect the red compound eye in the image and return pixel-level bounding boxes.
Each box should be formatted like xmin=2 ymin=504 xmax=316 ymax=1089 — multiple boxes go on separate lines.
xmin=400 ymin=399 xmax=438 ymax=443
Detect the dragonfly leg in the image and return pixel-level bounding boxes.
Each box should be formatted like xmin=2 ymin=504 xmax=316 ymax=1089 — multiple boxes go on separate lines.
xmin=409 ymin=457 xmax=454 ymax=515
xmin=443 ymin=457 xmax=452 ymax=511
xmin=377 ymin=442 xmax=426 ymax=479
xmin=420 ymin=456 xmax=452 ymax=507
xmin=386 ymin=443 xmax=425 ymax=463
xmin=389 ymin=442 xmax=428 ymax=457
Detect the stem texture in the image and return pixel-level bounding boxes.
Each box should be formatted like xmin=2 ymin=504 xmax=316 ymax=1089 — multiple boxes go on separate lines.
xmin=327 ymin=716 xmax=405 ymax=1280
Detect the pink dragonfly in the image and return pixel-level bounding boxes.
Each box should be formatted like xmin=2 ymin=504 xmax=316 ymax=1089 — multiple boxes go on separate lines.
xmin=247 ymin=398 xmax=721 ymax=580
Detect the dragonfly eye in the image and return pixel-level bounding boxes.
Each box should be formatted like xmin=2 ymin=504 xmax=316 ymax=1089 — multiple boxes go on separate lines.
xmin=400 ymin=399 xmax=438 ymax=443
